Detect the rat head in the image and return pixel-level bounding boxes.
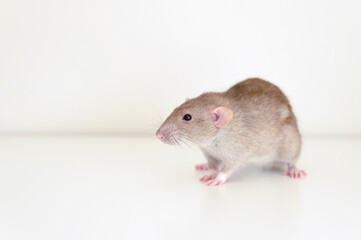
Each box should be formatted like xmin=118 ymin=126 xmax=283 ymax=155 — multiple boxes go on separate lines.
xmin=156 ymin=93 xmax=234 ymax=146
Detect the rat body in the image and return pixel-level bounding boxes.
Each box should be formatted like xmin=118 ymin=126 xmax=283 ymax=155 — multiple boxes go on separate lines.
xmin=156 ymin=78 xmax=306 ymax=186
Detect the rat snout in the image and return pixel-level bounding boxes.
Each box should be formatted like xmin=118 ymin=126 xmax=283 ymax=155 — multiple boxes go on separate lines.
xmin=156 ymin=132 xmax=164 ymax=141
xmin=156 ymin=127 xmax=166 ymax=142
xmin=156 ymin=126 xmax=175 ymax=144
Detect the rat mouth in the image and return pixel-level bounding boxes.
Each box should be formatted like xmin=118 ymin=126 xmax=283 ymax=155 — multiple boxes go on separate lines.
xmin=163 ymin=138 xmax=177 ymax=145
xmin=156 ymin=130 xmax=189 ymax=146
xmin=158 ymin=135 xmax=178 ymax=145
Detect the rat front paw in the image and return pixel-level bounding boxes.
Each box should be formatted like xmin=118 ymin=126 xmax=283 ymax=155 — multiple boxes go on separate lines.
xmin=195 ymin=163 xmax=210 ymax=171
xmin=202 ymin=172 xmax=229 ymax=186
xmin=205 ymin=179 xmax=226 ymax=186
xmin=284 ymin=169 xmax=307 ymax=178
xmin=199 ymin=173 xmax=217 ymax=182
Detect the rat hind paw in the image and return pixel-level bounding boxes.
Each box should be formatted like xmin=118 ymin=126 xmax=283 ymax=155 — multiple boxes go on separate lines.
xmin=284 ymin=169 xmax=307 ymax=179
xmin=195 ymin=163 xmax=210 ymax=171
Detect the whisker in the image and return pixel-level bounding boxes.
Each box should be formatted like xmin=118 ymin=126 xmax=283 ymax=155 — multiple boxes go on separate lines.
xmin=170 ymin=135 xmax=178 ymax=146
xmin=178 ymin=138 xmax=192 ymax=148
xmin=177 ymin=134 xmax=192 ymax=143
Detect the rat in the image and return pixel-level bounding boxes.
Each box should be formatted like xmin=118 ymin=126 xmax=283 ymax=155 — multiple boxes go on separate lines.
xmin=156 ymin=78 xmax=306 ymax=186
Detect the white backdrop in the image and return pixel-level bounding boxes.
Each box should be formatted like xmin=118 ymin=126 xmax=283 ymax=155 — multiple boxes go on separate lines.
xmin=1 ymin=0 xmax=360 ymax=135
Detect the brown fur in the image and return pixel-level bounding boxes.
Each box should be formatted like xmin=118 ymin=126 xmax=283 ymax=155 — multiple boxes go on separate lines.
xmin=156 ymin=78 xmax=303 ymax=183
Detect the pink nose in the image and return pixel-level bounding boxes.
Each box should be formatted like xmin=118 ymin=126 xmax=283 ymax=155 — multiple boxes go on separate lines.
xmin=156 ymin=133 xmax=164 ymax=141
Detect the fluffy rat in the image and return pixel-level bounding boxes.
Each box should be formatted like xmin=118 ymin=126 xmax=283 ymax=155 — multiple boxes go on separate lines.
xmin=156 ymin=78 xmax=306 ymax=186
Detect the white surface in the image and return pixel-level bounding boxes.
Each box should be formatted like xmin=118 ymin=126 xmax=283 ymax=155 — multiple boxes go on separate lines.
xmin=1 ymin=0 xmax=361 ymax=135
xmin=0 ymin=135 xmax=360 ymax=240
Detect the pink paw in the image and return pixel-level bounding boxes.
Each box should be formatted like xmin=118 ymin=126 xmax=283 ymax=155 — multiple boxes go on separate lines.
xmin=202 ymin=172 xmax=228 ymax=186
xmin=199 ymin=173 xmax=216 ymax=182
xmin=205 ymin=179 xmax=226 ymax=186
xmin=195 ymin=163 xmax=210 ymax=171
xmin=284 ymin=169 xmax=307 ymax=179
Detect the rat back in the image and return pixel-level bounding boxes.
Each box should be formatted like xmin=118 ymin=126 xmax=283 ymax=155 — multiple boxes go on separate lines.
xmin=207 ymin=78 xmax=301 ymax=167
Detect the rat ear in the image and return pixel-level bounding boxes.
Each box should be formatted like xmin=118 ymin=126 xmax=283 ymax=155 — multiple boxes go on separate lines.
xmin=212 ymin=107 xmax=233 ymax=128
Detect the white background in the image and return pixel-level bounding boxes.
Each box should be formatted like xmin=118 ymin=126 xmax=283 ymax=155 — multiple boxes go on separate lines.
xmin=1 ymin=0 xmax=361 ymax=135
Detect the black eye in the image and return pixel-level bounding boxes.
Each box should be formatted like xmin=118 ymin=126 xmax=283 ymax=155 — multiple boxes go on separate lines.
xmin=183 ymin=114 xmax=192 ymax=121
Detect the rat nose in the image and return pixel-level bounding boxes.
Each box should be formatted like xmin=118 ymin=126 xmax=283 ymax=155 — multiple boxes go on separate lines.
xmin=156 ymin=132 xmax=164 ymax=141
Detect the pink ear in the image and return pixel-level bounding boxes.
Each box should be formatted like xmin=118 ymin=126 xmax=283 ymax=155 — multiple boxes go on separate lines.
xmin=212 ymin=107 xmax=234 ymax=128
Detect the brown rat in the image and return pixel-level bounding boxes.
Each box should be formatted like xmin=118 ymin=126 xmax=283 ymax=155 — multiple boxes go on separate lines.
xmin=156 ymin=78 xmax=306 ymax=186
